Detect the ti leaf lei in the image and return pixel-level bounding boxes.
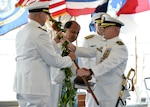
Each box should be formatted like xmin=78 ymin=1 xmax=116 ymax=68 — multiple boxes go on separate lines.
xmin=58 ymin=40 xmax=77 ymax=107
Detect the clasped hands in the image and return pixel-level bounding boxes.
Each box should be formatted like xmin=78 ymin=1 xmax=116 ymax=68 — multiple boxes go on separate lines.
xmin=76 ymin=68 xmax=91 ymax=77
xmin=75 ymin=68 xmax=93 ymax=92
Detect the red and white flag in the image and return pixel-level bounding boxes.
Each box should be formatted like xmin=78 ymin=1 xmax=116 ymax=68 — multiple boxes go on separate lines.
xmin=49 ymin=0 xmax=66 ymax=17
xmin=66 ymin=0 xmax=107 ymax=16
xmin=15 ymin=0 xmax=107 ymax=17
xmin=15 ymin=0 xmax=39 ymax=7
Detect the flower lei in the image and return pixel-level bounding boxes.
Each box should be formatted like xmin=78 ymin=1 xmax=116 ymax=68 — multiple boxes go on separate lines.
xmin=49 ymin=15 xmax=77 ymax=107
xmin=58 ymin=41 xmax=77 ymax=107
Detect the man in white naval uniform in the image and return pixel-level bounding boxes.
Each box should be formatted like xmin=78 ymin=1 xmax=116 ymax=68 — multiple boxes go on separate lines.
xmin=13 ymin=2 xmax=80 ymax=107
xmin=80 ymin=12 xmax=105 ymax=69
xmin=79 ymin=12 xmax=106 ymax=107
xmin=68 ymin=13 xmax=130 ymax=107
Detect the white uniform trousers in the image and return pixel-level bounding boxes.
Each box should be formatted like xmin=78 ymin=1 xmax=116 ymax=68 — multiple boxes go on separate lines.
xmin=51 ymin=84 xmax=62 ymax=107
xmin=17 ymin=94 xmax=52 ymax=107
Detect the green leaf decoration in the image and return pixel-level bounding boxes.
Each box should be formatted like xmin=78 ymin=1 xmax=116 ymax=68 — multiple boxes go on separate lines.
xmin=49 ymin=16 xmax=77 ymax=107
xmin=58 ymin=41 xmax=77 ymax=107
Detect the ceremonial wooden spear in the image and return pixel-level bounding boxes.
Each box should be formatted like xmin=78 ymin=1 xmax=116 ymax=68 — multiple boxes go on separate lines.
xmin=73 ymin=60 xmax=99 ymax=105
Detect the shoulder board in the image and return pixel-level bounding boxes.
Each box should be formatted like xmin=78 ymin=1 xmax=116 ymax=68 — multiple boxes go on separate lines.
xmin=84 ymin=34 xmax=94 ymax=39
xmin=38 ymin=27 xmax=47 ymax=32
xmin=116 ymin=41 xmax=124 ymax=45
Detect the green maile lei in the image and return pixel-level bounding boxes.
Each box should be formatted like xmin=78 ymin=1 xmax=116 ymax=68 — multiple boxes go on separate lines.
xmin=58 ymin=40 xmax=77 ymax=107
xmin=49 ymin=15 xmax=77 ymax=106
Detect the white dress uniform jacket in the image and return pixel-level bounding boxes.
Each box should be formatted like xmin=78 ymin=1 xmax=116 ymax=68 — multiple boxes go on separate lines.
xmin=13 ymin=20 xmax=73 ymax=96
xmin=79 ymin=33 xmax=105 ymax=107
xmin=76 ymin=37 xmax=130 ymax=107
xmin=79 ymin=33 xmax=105 ymax=68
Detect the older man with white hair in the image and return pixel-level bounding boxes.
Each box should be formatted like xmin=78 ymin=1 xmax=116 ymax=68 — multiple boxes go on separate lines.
xmin=13 ymin=1 xmax=78 ymax=107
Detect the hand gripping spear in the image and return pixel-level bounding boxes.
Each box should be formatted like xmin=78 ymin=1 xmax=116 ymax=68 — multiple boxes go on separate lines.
xmin=73 ymin=61 xmax=100 ymax=105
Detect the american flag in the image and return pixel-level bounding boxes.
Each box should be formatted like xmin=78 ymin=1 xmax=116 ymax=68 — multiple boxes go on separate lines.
xmin=49 ymin=0 xmax=66 ymax=17
xmin=15 ymin=0 xmax=107 ymax=17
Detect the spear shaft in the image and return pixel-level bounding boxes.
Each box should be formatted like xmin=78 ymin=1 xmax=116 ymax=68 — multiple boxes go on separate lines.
xmin=73 ymin=60 xmax=99 ymax=105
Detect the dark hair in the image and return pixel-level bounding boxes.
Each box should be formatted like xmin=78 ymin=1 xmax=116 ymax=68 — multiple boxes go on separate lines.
xmin=64 ymin=21 xmax=74 ymax=29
